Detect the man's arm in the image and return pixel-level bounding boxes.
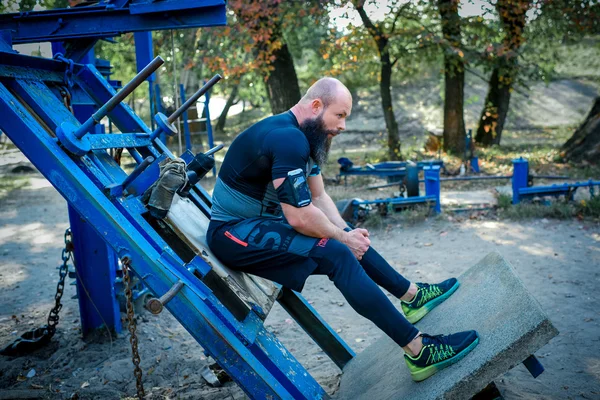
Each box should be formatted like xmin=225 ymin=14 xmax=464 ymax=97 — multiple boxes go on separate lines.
xmin=308 ymin=173 xmax=355 ymax=230
xmin=274 ymin=177 xmax=370 ymax=259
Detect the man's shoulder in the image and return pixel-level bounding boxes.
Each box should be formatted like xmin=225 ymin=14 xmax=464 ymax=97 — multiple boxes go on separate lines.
xmin=257 ymin=112 xmax=302 ymax=135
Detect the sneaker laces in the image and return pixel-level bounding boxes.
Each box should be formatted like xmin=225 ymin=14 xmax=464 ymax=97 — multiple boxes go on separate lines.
xmin=416 ymin=284 xmax=443 ymax=306
xmin=419 ymin=333 xmax=455 ymax=363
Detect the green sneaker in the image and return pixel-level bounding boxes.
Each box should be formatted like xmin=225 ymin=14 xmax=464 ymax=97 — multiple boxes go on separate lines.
xmin=401 ymin=278 xmax=459 ymax=324
xmin=404 ymin=331 xmax=480 ymax=382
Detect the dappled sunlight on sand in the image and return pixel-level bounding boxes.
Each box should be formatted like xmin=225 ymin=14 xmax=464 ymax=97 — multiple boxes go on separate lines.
xmin=24 ymin=177 xmax=53 ymax=190
xmin=471 ymin=221 xmax=530 ymax=242
xmin=585 ymin=358 xmax=600 ymax=381
xmin=518 ymin=243 xmax=557 ymax=257
xmin=0 ymin=223 xmax=64 ymax=253
xmin=0 ymin=262 xmax=30 ymax=288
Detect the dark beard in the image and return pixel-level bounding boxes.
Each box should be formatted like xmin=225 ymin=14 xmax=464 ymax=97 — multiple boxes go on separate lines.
xmin=299 ymin=115 xmax=335 ymax=166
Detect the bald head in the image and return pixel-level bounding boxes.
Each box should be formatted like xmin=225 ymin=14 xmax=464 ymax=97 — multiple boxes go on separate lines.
xmin=300 ymin=77 xmax=352 ymax=108
xmin=290 ymin=77 xmax=352 ymax=147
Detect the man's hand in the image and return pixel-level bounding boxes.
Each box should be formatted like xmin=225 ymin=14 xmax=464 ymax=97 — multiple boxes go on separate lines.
xmin=342 ymin=229 xmax=371 ymax=260
xmin=356 ymin=228 xmax=369 ymax=238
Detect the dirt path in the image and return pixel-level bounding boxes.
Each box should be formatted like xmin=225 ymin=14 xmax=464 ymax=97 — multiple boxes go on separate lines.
xmin=0 ymin=173 xmax=599 ymax=399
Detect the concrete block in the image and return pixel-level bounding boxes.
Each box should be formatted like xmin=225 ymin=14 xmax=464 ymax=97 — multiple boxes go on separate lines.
xmin=335 ymin=252 xmax=559 ymax=400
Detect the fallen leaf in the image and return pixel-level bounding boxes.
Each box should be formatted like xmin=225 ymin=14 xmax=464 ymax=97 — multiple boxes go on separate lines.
xmin=424 ymin=243 xmax=433 ymax=247
xmin=81 ymin=381 xmax=89 ymax=388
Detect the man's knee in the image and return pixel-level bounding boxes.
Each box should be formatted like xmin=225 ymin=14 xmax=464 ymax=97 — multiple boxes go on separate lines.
xmin=312 ymin=239 xmax=361 ymax=280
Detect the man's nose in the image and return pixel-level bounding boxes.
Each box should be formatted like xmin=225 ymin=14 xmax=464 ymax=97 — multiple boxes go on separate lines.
xmin=338 ymin=120 xmax=346 ymax=131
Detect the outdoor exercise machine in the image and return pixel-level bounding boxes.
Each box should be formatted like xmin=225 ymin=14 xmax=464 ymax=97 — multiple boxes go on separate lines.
xmin=338 ymin=165 xmax=442 ymax=222
xmin=511 ymin=158 xmax=599 ymax=204
xmin=343 ymin=156 xmax=593 ymax=221
xmin=337 ymin=130 xmax=481 ymax=188
xmin=0 ymin=3 xmax=559 ymax=398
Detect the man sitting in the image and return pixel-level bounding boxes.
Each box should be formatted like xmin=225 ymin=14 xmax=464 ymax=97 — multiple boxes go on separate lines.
xmin=207 ymin=77 xmax=479 ymax=382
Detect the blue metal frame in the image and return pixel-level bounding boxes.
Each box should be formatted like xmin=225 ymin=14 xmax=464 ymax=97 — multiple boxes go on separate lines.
xmin=0 ymin=44 xmax=355 ymax=399
xmin=0 ymin=0 xmax=227 ymax=44
xmin=204 ymin=88 xmax=217 ymax=176
xmin=68 ymin=206 xmax=122 ymax=335
xmin=351 ymin=165 xmax=441 ymax=219
xmin=180 ymin=83 xmax=192 ymax=151
xmin=512 ymin=158 xmax=599 ymax=204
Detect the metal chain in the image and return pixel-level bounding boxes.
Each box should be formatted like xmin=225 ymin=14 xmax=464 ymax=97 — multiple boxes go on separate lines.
xmin=59 ymin=88 xmax=75 ymax=115
xmin=53 ymin=53 xmax=74 ymax=88
xmin=46 ymin=228 xmax=73 ymax=337
xmin=121 ymin=256 xmax=145 ymax=399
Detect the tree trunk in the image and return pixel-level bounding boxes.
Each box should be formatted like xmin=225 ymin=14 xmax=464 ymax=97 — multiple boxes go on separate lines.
xmin=475 ymin=68 xmax=512 ymax=146
xmin=438 ymin=0 xmax=466 ymax=155
xmin=475 ymin=0 xmax=530 ymax=146
xmin=380 ymin=53 xmax=401 ymax=160
xmin=562 ymin=97 xmax=600 ymax=164
xmin=215 ymin=84 xmax=239 ymax=132
xmin=355 ymin=3 xmax=402 ymax=161
xmin=264 ymin=38 xmax=301 ymax=114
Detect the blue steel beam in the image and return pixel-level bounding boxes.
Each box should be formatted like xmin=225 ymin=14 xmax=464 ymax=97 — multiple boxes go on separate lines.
xmin=0 ymin=1 xmax=226 ymax=44
xmin=0 ymin=78 xmax=328 ymax=400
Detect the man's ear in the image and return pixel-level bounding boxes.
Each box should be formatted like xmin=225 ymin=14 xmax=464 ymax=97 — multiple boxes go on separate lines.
xmin=311 ymin=99 xmax=323 ymax=115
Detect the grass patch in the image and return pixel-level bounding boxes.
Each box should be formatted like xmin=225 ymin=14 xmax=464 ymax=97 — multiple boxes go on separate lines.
xmin=360 ymin=204 xmax=434 ymax=229
xmin=0 ymin=175 xmax=30 ymax=200
xmin=496 ymin=193 xmax=600 ymax=220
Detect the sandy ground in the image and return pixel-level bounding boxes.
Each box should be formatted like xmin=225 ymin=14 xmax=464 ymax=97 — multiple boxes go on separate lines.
xmin=0 ymin=169 xmax=599 ymax=400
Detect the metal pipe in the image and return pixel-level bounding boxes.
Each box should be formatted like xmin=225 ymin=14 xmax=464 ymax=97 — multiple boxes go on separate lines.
xmin=122 ymin=156 xmax=154 ymax=189
xmin=146 ymin=280 xmax=184 ymax=315
xmin=168 ymin=74 xmax=222 ymax=124
xmin=204 ymin=143 xmax=223 ymax=157
xmin=75 ymin=56 xmax=165 ymax=139
xmin=530 ymin=175 xmax=569 ymax=180
xmin=438 ymin=175 xmax=512 ymax=182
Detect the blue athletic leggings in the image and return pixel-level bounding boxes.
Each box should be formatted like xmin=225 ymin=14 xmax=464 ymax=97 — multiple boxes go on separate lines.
xmin=207 ymin=218 xmax=419 ymax=347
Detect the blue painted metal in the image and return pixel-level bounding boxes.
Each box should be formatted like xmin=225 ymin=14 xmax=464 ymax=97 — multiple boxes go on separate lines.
xmin=0 ymin=0 xmax=227 ymax=44
xmin=0 ymin=44 xmax=354 ymax=399
xmin=438 ymin=174 xmax=511 ymax=182
xmin=470 ymin=156 xmax=480 ymax=173
xmin=424 ymin=165 xmax=441 ymax=213
xmin=512 ymin=158 xmax=529 ymax=204
xmin=518 ymin=180 xmax=600 ymax=200
xmin=523 ymin=355 xmax=545 ymax=378
xmin=154 ymin=84 xmax=167 ymax=144
xmin=512 ymin=158 xmax=599 ymax=204
xmin=134 ymin=31 xmax=156 ymax=130
xmin=68 ymin=206 xmax=122 ymax=335
xmin=179 ymin=83 xmax=192 ymax=151
xmin=338 ymin=158 xmax=444 ymax=182
xmin=204 ymin=88 xmax=216 ymax=176
xmin=134 ymin=31 xmax=155 ymax=84
xmin=351 ymin=166 xmax=441 ymax=218
xmin=277 ymin=287 xmax=355 ymax=369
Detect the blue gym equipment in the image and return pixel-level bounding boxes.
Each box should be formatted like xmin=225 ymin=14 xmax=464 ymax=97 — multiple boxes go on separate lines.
xmin=0 ymin=2 xmax=565 ymax=398
xmin=0 ymin=2 xmax=353 ymax=399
